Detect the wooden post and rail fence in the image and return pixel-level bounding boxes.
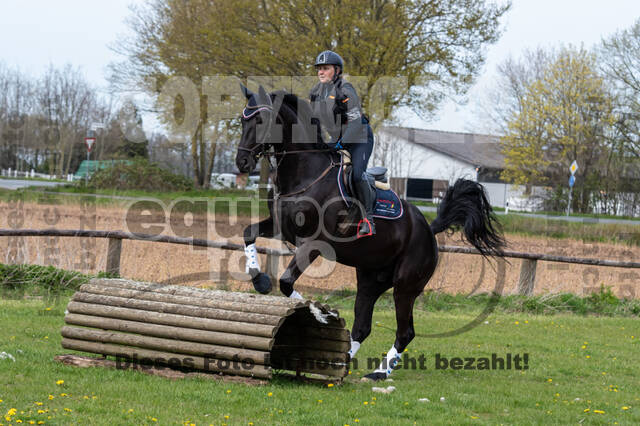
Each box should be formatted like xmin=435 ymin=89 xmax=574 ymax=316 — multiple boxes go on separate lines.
xmin=1 ymin=228 xmax=639 ymax=296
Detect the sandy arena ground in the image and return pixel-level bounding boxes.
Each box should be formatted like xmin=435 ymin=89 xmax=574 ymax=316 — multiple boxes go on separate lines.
xmin=1 ymin=201 xmax=638 ymax=298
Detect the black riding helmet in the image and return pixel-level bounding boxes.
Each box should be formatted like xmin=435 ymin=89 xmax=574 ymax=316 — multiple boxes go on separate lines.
xmin=314 ymin=50 xmax=344 ymax=77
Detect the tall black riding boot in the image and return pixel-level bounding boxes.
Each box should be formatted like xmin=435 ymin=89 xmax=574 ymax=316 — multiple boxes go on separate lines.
xmin=354 ymin=179 xmax=376 ymax=238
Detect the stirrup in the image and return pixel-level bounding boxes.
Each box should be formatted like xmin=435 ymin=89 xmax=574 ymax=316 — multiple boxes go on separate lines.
xmin=356 ymin=218 xmax=374 ymax=239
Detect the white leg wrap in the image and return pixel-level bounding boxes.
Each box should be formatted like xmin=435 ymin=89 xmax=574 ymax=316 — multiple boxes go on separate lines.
xmin=348 ymin=340 xmax=361 ymax=358
xmin=289 ymin=290 xmax=303 ymax=300
xmin=244 ymin=243 xmax=260 ymax=274
xmin=374 ymin=346 xmax=401 ymax=377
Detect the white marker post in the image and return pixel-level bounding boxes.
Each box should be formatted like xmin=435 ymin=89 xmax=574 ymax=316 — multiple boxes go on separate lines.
xmin=84 ymin=137 xmax=96 ymax=184
xmin=567 ymin=160 xmax=578 ymax=216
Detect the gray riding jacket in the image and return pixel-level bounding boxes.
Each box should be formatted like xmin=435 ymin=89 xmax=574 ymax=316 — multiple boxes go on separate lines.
xmin=309 ymin=77 xmax=368 ymax=146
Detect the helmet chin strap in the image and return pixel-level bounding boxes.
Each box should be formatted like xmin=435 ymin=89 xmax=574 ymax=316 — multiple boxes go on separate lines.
xmin=332 ymin=66 xmax=341 ymax=82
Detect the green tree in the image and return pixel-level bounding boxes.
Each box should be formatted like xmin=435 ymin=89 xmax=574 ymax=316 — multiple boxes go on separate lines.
xmin=500 ymin=47 xmax=616 ymax=213
xmin=110 ymin=0 xmax=510 ymax=188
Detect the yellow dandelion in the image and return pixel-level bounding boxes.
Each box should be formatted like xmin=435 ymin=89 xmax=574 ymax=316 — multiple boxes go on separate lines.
xmin=547 ymin=378 xmax=552 ymax=382
xmin=224 ymin=415 xmax=229 ymax=420
xmin=622 ymin=406 xmax=629 ymax=410
xmin=84 ymin=395 xmax=90 ymax=399
xmin=29 ymin=421 xmax=36 ymax=425
xmin=584 ymin=408 xmax=590 ymax=412
xmin=38 ymin=422 xmax=44 ymax=425
xmin=37 ymin=410 xmax=45 ymax=414
xmin=327 ymin=383 xmax=334 ymax=388
xmin=555 ymin=393 xmax=560 ymax=397
xmin=48 ymin=395 xmax=54 ymax=400
xmin=226 ymin=390 xmax=231 ymax=394
xmin=355 ymin=419 xmax=360 ymax=423
xmin=348 ymin=370 xmax=351 ymax=375
xmin=64 ymin=408 xmax=72 ymax=412
xmin=586 ymin=355 xmax=591 ymax=359
xmin=56 ymin=380 xmax=64 ymax=385
xmin=317 ymin=400 xmax=323 ymax=403
xmin=35 ymin=402 xmax=43 ymax=406
xmin=267 ymin=392 xmax=273 ymax=396
xmin=404 ymin=402 xmax=409 ymax=405
xmin=594 ymin=409 xmax=605 ymax=414
xmin=525 ymin=320 xmax=529 ymax=323
xmin=16 ymin=419 xmax=23 ymax=423
xmin=363 ymin=401 xmax=368 ymax=405
xmin=60 ymin=393 xmax=68 ymax=397
xmin=151 ymin=418 xmax=158 ymax=422
xmin=581 ymin=345 xmax=586 ymax=349
xmin=470 ymin=416 xmax=478 ymax=419
xmin=45 ymin=307 xmax=52 ymax=311
xmin=515 ymin=321 xmax=519 ymax=325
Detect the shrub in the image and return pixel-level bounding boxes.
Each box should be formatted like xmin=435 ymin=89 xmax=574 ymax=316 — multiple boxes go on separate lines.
xmin=86 ymin=158 xmax=193 ymax=191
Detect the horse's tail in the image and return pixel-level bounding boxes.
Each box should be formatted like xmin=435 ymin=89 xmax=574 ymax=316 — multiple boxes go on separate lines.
xmin=430 ymin=178 xmax=505 ymax=258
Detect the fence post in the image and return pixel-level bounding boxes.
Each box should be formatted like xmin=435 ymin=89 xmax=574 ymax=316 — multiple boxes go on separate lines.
xmin=106 ymin=238 xmax=122 ymax=276
xmin=517 ymin=259 xmax=537 ymax=296
xmin=264 ymin=252 xmax=280 ymax=285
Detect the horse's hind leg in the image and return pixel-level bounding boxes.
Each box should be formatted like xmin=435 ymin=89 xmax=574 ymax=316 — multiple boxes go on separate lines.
xmin=243 ymin=216 xmax=277 ymax=294
xmin=350 ymin=267 xmax=392 ymax=359
xmin=364 ymin=252 xmax=437 ymax=381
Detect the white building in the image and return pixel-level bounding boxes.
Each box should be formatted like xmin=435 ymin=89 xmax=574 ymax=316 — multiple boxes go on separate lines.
xmin=375 ymin=126 xmax=543 ymax=210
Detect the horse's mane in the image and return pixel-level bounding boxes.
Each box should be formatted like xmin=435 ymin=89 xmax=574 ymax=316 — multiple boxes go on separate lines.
xmin=271 ymin=90 xmax=326 ymax=149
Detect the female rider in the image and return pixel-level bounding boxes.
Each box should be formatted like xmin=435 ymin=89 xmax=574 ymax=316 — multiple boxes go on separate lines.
xmin=309 ymin=50 xmax=376 ymax=237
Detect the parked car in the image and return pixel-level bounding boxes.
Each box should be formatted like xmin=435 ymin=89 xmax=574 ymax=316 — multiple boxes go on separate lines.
xmin=210 ymin=173 xmax=237 ymax=189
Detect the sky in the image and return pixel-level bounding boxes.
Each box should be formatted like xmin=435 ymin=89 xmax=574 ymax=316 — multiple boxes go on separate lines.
xmin=2 ymin=0 xmax=640 ymax=134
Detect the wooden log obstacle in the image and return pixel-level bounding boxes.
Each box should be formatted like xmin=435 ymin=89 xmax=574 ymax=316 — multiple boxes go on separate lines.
xmin=61 ymin=278 xmax=350 ymax=380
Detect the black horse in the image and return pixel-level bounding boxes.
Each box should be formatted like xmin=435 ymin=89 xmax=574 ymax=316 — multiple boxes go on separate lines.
xmin=236 ymin=85 xmax=505 ymax=380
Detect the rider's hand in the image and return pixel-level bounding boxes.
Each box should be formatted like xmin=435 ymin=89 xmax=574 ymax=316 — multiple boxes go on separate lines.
xmin=331 ymin=138 xmax=344 ymax=151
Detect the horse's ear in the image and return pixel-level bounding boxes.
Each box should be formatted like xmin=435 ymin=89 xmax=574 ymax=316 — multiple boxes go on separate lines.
xmin=240 ymin=83 xmax=253 ymax=100
xmin=258 ymin=85 xmax=272 ymax=106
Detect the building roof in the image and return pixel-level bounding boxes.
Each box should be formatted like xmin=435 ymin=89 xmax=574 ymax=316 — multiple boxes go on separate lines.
xmin=381 ymin=126 xmax=505 ymax=169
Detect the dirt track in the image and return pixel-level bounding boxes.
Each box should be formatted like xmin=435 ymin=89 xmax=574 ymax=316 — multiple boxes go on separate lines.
xmin=1 ymin=201 xmax=638 ymax=298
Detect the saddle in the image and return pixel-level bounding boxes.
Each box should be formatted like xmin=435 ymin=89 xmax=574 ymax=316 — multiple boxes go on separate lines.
xmin=339 ymin=150 xmax=391 ymax=196
xmin=336 ymin=151 xmax=403 ymax=234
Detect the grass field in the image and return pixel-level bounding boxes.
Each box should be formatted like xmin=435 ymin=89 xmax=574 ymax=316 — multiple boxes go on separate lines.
xmin=1 ymin=291 xmax=639 ymax=425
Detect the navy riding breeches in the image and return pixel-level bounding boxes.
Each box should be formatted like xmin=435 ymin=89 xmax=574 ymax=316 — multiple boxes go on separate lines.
xmin=345 ymin=124 xmax=374 ymax=184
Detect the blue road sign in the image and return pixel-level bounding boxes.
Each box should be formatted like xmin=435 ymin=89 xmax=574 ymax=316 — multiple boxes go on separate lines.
xmin=569 ymin=175 xmax=575 ymax=187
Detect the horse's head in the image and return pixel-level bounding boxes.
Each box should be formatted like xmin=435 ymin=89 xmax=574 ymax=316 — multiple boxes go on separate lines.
xmin=236 ymin=84 xmax=277 ymax=173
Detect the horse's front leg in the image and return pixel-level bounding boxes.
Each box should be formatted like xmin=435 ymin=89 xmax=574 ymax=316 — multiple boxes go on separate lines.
xmin=243 ymin=216 xmax=277 ymax=294
xmin=278 ymin=242 xmax=321 ymax=299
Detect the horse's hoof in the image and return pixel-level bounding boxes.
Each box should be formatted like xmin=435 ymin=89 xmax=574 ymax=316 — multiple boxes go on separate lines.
xmin=252 ymin=272 xmax=272 ymax=294
xmin=363 ymin=372 xmax=387 ymax=382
